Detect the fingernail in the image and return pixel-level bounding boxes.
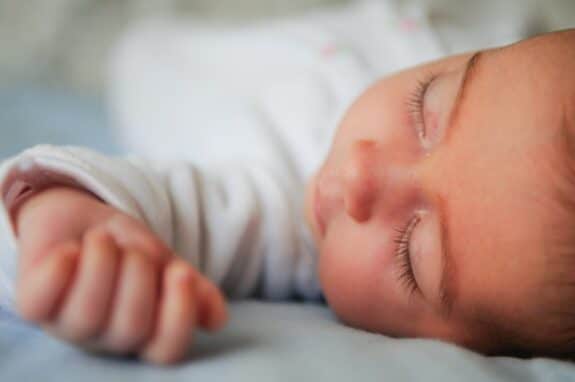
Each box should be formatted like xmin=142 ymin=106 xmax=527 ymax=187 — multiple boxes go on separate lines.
xmin=174 ymin=263 xmax=194 ymax=283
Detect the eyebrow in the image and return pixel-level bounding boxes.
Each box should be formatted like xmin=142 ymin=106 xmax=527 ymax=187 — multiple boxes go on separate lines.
xmin=437 ymin=195 xmax=456 ymax=316
xmin=444 ymin=51 xmax=484 ymax=143
xmin=437 ymin=51 xmax=484 ymax=316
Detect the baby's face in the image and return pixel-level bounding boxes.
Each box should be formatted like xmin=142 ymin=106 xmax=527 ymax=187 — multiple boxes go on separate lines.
xmin=304 ymin=31 xmax=575 ymax=351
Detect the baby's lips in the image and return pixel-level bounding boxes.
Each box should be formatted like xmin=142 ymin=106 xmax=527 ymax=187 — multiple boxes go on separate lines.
xmin=313 ymin=182 xmax=327 ymax=237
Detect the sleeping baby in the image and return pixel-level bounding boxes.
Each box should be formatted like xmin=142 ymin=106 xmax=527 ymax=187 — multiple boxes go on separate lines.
xmin=1 ymin=0 xmax=574 ymax=365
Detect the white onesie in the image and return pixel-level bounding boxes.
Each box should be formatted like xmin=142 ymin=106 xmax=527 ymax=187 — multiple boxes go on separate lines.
xmin=0 ymin=0 xmax=537 ymax=314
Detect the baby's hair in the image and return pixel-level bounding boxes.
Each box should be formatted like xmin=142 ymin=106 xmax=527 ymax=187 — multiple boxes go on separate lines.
xmin=501 ymin=86 xmax=575 ymax=358
xmin=476 ymin=30 xmax=575 ymax=358
xmin=539 ymin=36 xmax=575 ymax=357
xmin=542 ymin=109 xmax=575 ymax=357
xmin=452 ymin=49 xmax=575 ymax=357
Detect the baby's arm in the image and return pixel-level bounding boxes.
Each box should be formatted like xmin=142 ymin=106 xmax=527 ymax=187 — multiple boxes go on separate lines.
xmin=14 ymin=186 xmax=227 ymax=365
xmin=0 ymin=143 xmax=319 ymax=363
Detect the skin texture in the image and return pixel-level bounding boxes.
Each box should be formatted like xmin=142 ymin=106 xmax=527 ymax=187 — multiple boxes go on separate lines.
xmin=304 ymin=30 xmax=575 ymax=352
xmin=13 ymin=30 xmax=575 ymax=363
xmin=15 ymin=187 xmax=228 ymax=365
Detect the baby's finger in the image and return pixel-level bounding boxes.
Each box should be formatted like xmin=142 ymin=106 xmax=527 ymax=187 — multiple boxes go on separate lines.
xmin=106 ymin=215 xmax=172 ymax=266
xmin=16 ymin=241 xmax=80 ymax=323
xmin=141 ymin=261 xmax=197 ymax=365
xmin=148 ymin=264 xmax=227 ymax=332
xmin=99 ymin=250 xmax=158 ymax=354
xmin=196 ymin=277 xmax=228 ymax=332
xmin=55 ymin=228 xmax=120 ymax=342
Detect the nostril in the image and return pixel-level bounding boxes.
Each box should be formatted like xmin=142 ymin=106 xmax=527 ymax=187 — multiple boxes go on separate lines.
xmin=343 ymin=167 xmax=377 ymax=223
xmin=343 ymin=140 xmax=379 ymax=223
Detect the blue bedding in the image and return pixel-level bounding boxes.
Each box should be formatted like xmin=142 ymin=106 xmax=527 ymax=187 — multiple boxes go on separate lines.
xmin=1 ymin=87 xmax=575 ymax=381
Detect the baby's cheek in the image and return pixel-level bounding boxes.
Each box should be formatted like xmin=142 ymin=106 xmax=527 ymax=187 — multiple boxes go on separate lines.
xmin=318 ymin=229 xmax=382 ymax=320
xmin=318 ymin=251 xmax=367 ymax=325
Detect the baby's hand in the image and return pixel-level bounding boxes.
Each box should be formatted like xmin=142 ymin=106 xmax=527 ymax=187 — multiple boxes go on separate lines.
xmin=14 ymin=187 xmax=227 ymax=365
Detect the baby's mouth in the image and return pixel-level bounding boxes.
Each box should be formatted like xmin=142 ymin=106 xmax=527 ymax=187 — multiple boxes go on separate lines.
xmin=313 ymin=182 xmax=327 ymax=238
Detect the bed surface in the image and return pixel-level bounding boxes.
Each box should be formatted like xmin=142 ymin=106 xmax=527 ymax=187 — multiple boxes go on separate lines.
xmin=1 ymin=300 xmax=574 ymax=382
xmin=1 ymin=87 xmax=575 ymax=381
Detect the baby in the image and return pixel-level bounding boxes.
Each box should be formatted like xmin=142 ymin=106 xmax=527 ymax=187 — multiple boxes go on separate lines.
xmin=1 ymin=5 xmax=575 ymax=365
xmin=304 ymin=29 xmax=575 ymax=356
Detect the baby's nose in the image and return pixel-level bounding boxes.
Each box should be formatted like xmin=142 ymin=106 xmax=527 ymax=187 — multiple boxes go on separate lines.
xmin=342 ymin=140 xmax=380 ymax=223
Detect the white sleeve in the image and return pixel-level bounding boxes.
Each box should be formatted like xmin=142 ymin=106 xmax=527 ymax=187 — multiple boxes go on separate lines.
xmin=0 ymin=144 xmax=321 ymax=314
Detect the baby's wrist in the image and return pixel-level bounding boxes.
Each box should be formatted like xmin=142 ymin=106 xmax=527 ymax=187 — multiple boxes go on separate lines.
xmin=2 ymin=166 xmax=107 ymax=234
xmin=15 ymin=186 xmax=109 ymax=237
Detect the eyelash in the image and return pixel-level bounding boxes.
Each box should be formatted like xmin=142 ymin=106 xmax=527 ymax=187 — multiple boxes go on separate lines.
xmin=406 ymin=72 xmax=436 ymax=139
xmin=393 ymin=74 xmax=436 ymax=295
xmin=393 ymin=215 xmax=421 ymax=295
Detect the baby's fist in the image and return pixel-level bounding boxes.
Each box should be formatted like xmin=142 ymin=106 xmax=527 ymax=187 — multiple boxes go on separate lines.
xmin=17 ymin=205 xmax=227 ymax=365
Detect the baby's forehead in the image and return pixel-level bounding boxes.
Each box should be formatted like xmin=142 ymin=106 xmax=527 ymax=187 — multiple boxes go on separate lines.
xmin=502 ymin=30 xmax=575 ymax=86
xmin=472 ymin=35 xmax=575 ymax=146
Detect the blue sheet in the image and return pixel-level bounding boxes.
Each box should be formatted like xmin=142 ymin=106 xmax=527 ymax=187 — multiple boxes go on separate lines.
xmin=1 ymin=87 xmax=574 ymax=381
xmin=0 ymin=86 xmax=120 ymax=156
